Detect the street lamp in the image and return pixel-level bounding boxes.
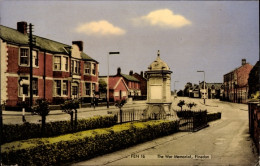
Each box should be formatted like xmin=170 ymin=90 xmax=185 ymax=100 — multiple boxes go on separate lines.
xmin=107 ymin=52 xmax=120 ymax=108
xmin=197 ymin=70 xmax=206 ymax=104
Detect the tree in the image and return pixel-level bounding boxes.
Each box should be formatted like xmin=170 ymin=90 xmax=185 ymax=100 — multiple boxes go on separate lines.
xmin=115 ymin=99 xmax=126 ymax=123
xmin=99 ymin=79 xmax=107 ymax=95
xmin=177 ymin=100 xmax=185 ymax=111
xmin=184 ymin=82 xmax=193 ymax=97
xmin=60 ymin=99 xmax=79 ymax=130
xmin=186 ymin=102 xmax=197 ymax=110
xmin=32 ymin=99 xmax=50 ymax=135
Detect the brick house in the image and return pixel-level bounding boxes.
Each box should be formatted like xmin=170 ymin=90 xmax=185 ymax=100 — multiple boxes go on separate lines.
xmin=99 ymin=76 xmax=128 ymax=102
xmin=198 ymin=82 xmax=223 ymax=99
xmin=115 ymin=68 xmax=141 ymax=97
xmin=132 ymin=71 xmax=147 ymax=97
xmin=99 ymin=67 xmax=141 ymax=102
xmin=223 ymin=59 xmax=253 ymax=103
xmin=0 ymin=22 xmax=99 ymax=109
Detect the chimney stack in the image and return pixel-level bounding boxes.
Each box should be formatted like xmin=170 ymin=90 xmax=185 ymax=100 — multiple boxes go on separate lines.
xmin=17 ymin=21 xmax=28 ymax=35
xmin=140 ymin=71 xmax=144 ymax=77
xmin=117 ymin=67 xmax=121 ymax=76
xmin=72 ymin=41 xmax=83 ymax=51
xmin=129 ymin=70 xmax=133 ymax=75
xmin=242 ymin=59 xmax=246 ymax=66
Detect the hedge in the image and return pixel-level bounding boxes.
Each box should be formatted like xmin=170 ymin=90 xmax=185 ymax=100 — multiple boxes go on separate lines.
xmin=207 ymin=112 xmax=221 ymax=122
xmin=1 ymin=120 xmax=179 ymax=166
xmin=2 ymin=115 xmax=117 ymax=144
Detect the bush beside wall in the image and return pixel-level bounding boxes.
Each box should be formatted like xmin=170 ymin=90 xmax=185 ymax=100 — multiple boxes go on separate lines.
xmin=207 ymin=112 xmax=221 ymax=122
xmin=1 ymin=120 xmax=179 ymax=166
xmin=2 ymin=115 xmax=117 ymax=144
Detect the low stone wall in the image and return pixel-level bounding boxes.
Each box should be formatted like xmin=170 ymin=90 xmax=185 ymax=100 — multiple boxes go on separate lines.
xmin=248 ymin=101 xmax=260 ymax=153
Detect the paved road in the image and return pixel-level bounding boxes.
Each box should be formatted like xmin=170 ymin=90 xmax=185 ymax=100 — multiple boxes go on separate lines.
xmin=74 ymin=100 xmax=259 ymax=166
xmin=2 ymin=101 xmax=147 ymax=124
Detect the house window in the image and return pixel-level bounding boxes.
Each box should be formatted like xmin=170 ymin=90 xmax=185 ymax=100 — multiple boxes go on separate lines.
xmin=33 ymin=50 xmax=38 ymax=67
xmin=54 ymin=80 xmax=61 ymax=96
xmin=19 ymin=77 xmax=29 ymax=96
xmin=32 ymin=78 xmax=38 ymax=96
xmin=72 ymin=86 xmax=78 ymax=96
xmin=54 ymin=56 xmax=61 ymax=70
xmin=72 ymin=60 xmax=80 ymax=74
xmin=65 ymin=57 xmax=69 ymax=71
xmin=85 ymin=83 xmax=91 ymax=96
xmin=92 ymin=83 xmax=96 ymax=95
xmin=63 ymin=81 xmax=68 ymax=95
xmin=20 ymin=48 xmax=29 ymax=65
xmin=84 ymin=62 xmax=91 ymax=74
xmin=92 ymin=63 xmax=96 ymax=75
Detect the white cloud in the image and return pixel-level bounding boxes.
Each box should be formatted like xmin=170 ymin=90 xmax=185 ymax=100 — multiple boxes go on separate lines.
xmin=134 ymin=9 xmax=191 ymax=28
xmin=76 ymin=20 xmax=126 ymax=36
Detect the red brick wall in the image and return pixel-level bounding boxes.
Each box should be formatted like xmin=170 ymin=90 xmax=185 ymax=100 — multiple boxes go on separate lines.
xmin=7 ymin=46 xmax=19 ymax=73
xmin=112 ymin=79 xmax=128 ymax=101
xmin=45 ymin=80 xmax=53 ymax=101
xmin=45 ymin=53 xmax=53 ymax=77
xmin=6 ymin=77 xmax=18 ymax=106
xmin=236 ymin=64 xmax=253 ymax=87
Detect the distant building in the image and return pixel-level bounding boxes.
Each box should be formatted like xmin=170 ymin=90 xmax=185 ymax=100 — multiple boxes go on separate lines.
xmin=132 ymin=71 xmax=147 ymax=97
xmin=198 ymin=82 xmax=223 ymax=99
xmin=115 ymin=68 xmax=141 ymax=97
xmin=99 ymin=67 xmax=141 ymax=102
xmin=99 ymin=76 xmax=128 ymax=102
xmin=0 ymin=22 xmax=99 ymax=109
xmin=223 ymin=59 xmax=253 ymax=103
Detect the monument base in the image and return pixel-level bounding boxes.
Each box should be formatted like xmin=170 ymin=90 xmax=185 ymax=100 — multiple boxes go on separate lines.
xmin=143 ymin=103 xmax=176 ymax=120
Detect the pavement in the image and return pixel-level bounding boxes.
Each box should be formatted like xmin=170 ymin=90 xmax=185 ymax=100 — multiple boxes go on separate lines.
xmin=2 ymin=100 xmax=148 ymax=124
xmin=73 ymin=98 xmax=259 ymax=166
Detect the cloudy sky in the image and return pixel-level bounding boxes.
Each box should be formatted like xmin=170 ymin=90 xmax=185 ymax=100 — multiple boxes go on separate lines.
xmin=0 ymin=1 xmax=259 ymax=91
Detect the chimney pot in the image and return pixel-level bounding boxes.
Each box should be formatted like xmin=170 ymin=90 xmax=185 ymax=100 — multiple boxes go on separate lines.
xmin=242 ymin=59 xmax=246 ymax=66
xmin=129 ymin=70 xmax=133 ymax=75
xmin=72 ymin=41 xmax=83 ymax=51
xmin=17 ymin=21 xmax=27 ymax=34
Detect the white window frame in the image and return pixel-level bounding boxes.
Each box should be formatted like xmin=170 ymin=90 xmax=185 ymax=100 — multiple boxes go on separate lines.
xmin=92 ymin=63 xmax=96 ymax=75
xmin=33 ymin=50 xmax=39 ymax=68
xmin=18 ymin=76 xmax=39 ymax=97
xmin=53 ymin=56 xmax=62 ymax=71
xmin=85 ymin=82 xmax=91 ymax=96
xmin=84 ymin=62 xmax=91 ymax=75
xmin=19 ymin=47 xmax=29 ymax=66
xmin=64 ymin=56 xmax=69 ymax=72
xmin=53 ymin=79 xmax=68 ymax=97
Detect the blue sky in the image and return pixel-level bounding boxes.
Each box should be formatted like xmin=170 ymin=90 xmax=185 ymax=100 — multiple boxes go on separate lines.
xmin=0 ymin=1 xmax=259 ymax=91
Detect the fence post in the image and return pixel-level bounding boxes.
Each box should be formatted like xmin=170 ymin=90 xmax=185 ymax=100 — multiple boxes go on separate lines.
xmin=120 ymin=109 xmax=122 ymax=124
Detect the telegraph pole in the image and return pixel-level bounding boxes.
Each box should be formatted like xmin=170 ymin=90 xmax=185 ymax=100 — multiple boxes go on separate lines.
xmin=29 ymin=23 xmax=34 ymax=111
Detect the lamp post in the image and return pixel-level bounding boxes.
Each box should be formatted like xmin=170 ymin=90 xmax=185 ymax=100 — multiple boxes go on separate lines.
xmin=107 ymin=52 xmax=120 ymax=108
xmin=197 ymin=70 xmax=206 ymax=104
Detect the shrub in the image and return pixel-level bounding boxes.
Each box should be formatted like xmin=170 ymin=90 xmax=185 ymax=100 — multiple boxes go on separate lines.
xmin=1 ymin=120 xmax=179 ymax=165
xmin=2 ymin=115 xmax=117 ymax=144
xmin=207 ymin=112 xmax=221 ymax=122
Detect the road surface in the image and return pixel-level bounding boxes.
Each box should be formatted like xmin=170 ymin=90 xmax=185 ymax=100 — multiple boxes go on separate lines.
xmin=74 ymin=99 xmax=259 ymax=166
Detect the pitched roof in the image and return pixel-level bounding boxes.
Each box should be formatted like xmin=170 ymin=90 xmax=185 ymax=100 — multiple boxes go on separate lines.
xmin=0 ymin=25 xmax=70 ymax=54
xmin=81 ymin=52 xmax=98 ymax=63
xmin=109 ymin=77 xmax=128 ymax=90
xmin=121 ymin=74 xmax=140 ymax=82
xmin=0 ymin=24 xmax=98 ymax=62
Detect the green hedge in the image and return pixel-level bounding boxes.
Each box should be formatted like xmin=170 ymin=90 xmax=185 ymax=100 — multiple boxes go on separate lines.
xmin=1 ymin=120 xmax=179 ymax=166
xmin=207 ymin=112 xmax=221 ymax=122
xmin=2 ymin=115 xmax=117 ymax=144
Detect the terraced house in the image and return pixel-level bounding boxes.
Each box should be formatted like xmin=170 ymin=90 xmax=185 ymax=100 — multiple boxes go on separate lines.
xmin=0 ymin=21 xmax=99 ymax=109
